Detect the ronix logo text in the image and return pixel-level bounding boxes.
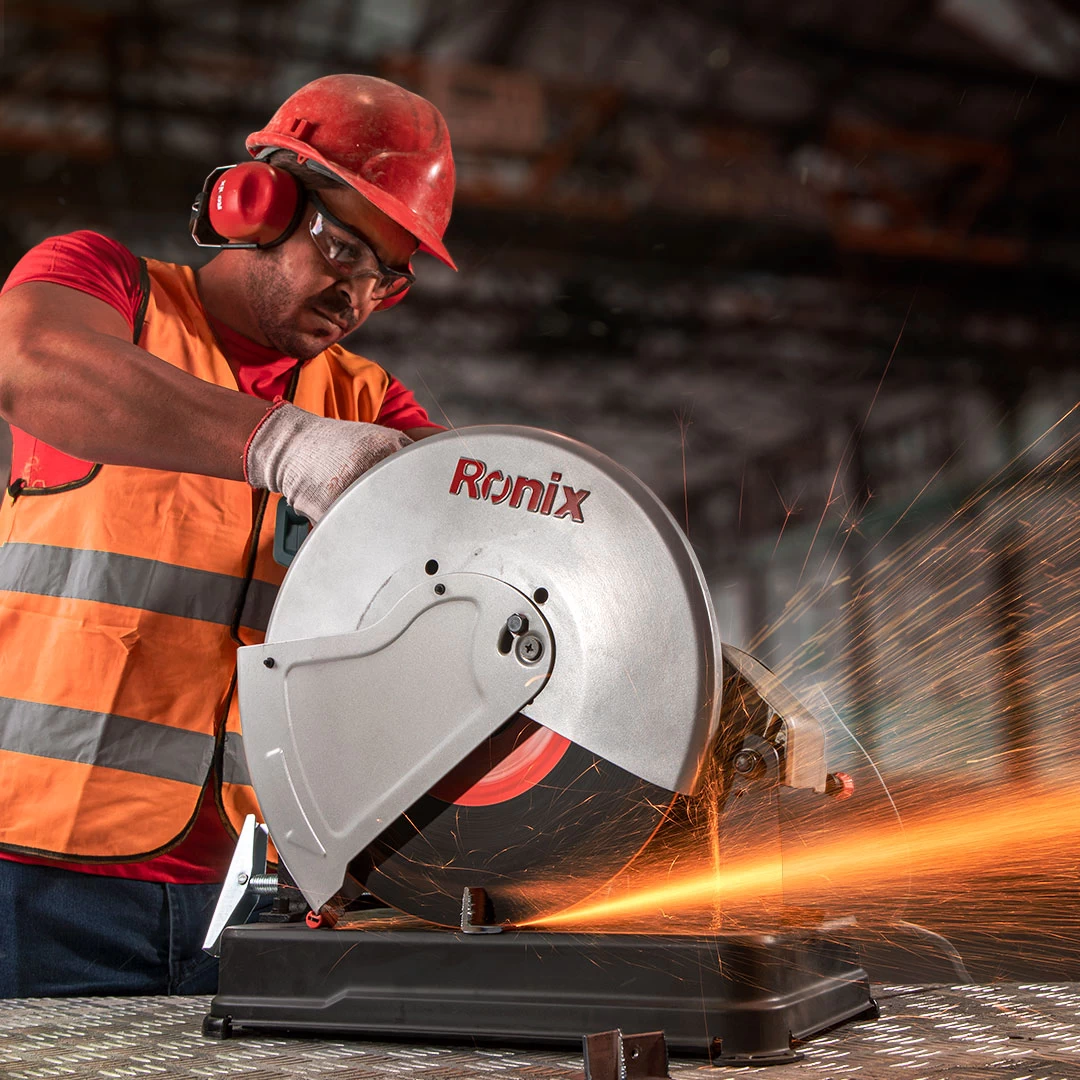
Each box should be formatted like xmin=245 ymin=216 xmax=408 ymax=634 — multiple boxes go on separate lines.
xmin=449 ymin=458 xmax=590 ymax=523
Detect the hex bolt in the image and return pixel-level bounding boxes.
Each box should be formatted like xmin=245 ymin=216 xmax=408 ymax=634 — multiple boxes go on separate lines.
xmin=516 ymin=633 xmax=544 ymax=664
xmin=236 ymin=872 xmax=249 ymax=885
xmin=732 ymin=749 xmax=762 ymax=775
xmin=506 ymin=613 xmax=529 ymax=635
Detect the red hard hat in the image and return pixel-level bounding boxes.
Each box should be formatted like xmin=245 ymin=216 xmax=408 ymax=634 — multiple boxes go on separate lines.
xmin=246 ymin=74 xmax=457 ymax=270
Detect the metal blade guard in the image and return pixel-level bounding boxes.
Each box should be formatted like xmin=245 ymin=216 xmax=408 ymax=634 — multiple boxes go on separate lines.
xmin=237 ymin=427 xmax=722 ymax=913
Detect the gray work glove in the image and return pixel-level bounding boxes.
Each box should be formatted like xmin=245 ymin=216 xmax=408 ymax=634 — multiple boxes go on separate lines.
xmin=245 ymin=402 xmax=412 ymax=524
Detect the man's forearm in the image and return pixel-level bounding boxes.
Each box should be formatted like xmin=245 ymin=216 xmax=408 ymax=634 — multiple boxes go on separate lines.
xmin=0 ymin=281 xmax=417 ymax=515
xmin=5 ymin=330 xmax=270 ymax=480
xmin=0 ymin=283 xmax=270 ymax=480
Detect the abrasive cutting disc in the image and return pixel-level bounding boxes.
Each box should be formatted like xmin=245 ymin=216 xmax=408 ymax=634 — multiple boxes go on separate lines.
xmin=255 ymin=426 xmax=720 ymax=925
xmin=349 ymin=716 xmax=676 ymax=927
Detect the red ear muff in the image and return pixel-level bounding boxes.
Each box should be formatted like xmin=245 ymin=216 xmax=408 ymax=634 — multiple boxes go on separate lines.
xmin=191 ymin=162 xmax=305 ymax=249
xmin=207 ymin=162 xmax=301 ymax=245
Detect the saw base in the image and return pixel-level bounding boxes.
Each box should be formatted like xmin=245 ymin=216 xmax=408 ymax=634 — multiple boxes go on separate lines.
xmin=205 ymin=916 xmax=878 ymax=1063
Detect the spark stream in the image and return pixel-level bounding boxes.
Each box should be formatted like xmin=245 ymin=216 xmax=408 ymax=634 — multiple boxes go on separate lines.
xmin=762 ymin=404 xmax=1080 ymax=790
xmin=524 ymin=782 xmax=1080 ymax=928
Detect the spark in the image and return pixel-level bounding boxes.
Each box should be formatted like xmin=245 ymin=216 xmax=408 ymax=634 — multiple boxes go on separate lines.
xmin=676 ymin=406 xmax=693 ymax=539
xmin=861 ymin=285 xmax=916 ymax=434
xmin=522 ymin=403 xmax=1080 ymax=949
xmin=817 ymin=686 xmax=904 ymax=835
xmin=410 ymin=367 xmax=456 ymax=430
xmin=859 ymin=450 xmax=957 ymax=566
xmin=799 ymin=429 xmax=853 ymax=587
xmin=526 ymin=783 xmax=1080 ymax=928
xmin=770 ymin=473 xmax=803 ymax=557
xmin=1015 ymin=75 xmax=1038 ymax=120
xmin=738 ymin=460 xmax=746 ymax=533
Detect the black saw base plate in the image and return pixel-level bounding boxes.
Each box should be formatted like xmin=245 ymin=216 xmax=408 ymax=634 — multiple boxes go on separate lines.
xmin=205 ymin=915 xmax=878 ymax=1063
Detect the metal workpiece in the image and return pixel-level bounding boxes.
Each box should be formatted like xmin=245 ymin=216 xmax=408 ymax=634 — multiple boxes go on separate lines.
xmin=459 ymin=886 xmax=502 ymax=934
xmin=583 ymin=1030 xmax=670 ymax=1080
xmin=238 ymin=572 xmax=555 ymax=913
xmin=263 ymin=426 xmax=722 ymax=797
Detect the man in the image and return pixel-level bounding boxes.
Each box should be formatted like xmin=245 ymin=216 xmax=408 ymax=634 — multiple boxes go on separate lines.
xmin=0 ymin=74 xmax=454 ymax=996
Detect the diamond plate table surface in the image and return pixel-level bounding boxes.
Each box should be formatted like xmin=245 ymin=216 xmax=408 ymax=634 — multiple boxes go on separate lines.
xmin=2 ymin=985 xmax=1080 ymax=1079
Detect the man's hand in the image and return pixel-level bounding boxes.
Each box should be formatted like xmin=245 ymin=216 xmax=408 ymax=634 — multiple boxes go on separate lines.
xmin=245 ymin=402 xmax=412 ymax=523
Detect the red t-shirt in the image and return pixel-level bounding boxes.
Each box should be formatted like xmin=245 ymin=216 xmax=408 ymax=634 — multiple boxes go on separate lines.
xmin=0 ymin=230 xmax=439 ymax=882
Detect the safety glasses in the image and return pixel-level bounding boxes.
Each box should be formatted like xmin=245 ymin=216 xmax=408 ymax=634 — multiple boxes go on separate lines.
xmin=308 ymin=192 xmax=415 ymax=301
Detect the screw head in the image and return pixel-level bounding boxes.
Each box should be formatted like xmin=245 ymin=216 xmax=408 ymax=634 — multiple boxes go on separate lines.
xmin=506 ymin=613 xmax=529 ymax=635
xmin=732 ymin=749 xmax=761 ymax=775
xmin=516 ymin=633 xmax=544 ymax=664
xmin=237 ymin=872 xmax=249 ymax=885
xmin=263 ymin=657 xmax=275 ymax=669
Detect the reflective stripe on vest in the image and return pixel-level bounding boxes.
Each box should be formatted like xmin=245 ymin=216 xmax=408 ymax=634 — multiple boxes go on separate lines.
xmin=222 ymin=731 xmax=250 ymax=787
xmin=0 ymin=256 xmax=390 ymax=860
xmin=0 ymin=541 xmax=276 ymax=632
xmin=0 ymin=697 xmax=213 ymax=784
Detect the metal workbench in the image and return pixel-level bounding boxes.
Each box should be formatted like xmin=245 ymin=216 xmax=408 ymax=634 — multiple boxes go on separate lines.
xmin=1 ymin=984 xmax=1080 ymax=1078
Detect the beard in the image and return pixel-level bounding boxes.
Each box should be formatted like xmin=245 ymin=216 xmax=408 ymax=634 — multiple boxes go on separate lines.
xmin=244 ymin=251 xmax=359 ymax=360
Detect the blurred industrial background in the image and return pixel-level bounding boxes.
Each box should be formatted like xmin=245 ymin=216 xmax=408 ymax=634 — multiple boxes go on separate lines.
xmin=3 ymin=0 xmax=1080 ymax=800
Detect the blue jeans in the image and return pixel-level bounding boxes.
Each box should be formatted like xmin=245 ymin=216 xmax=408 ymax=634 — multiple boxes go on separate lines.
xmin=0 ymin=860 xmax=222 ymax=997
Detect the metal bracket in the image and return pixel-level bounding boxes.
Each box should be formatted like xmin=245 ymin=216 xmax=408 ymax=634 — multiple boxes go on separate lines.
xmin=202 ymin=814 xmax=275 ymax=956
xmin=460 ymin=886 xmax=503 ymax=934
xmin=583 ymin=1030 xmax=670 ymax=1080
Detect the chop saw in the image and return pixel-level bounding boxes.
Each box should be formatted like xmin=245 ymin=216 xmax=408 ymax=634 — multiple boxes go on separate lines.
xmin=204 ymin=426 xmax=878 ymax=1064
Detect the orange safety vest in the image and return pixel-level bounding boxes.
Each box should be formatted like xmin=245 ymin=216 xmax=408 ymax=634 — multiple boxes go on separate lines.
xmin=0 ymin=257 xmax=389 ymax=861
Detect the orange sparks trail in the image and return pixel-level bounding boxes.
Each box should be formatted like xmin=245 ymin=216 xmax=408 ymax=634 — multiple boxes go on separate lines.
xmin=525 ymin=782 xmax=1080 ymax=928
xmin=570 ymin=361 xmax=1080 ymax=955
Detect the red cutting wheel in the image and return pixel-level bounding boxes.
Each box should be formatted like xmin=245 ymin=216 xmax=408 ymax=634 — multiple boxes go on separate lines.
xmin=349 ymin=714 xmax=676 ymax=928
